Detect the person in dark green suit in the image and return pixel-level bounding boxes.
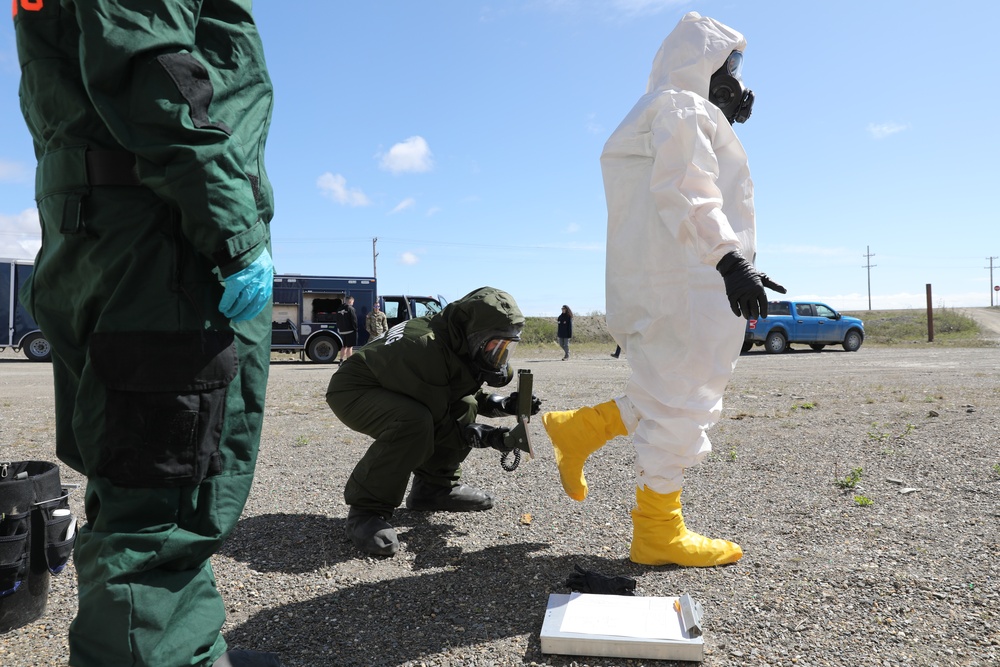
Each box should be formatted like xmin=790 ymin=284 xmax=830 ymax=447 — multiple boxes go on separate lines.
xmin=13 ymin=1 xmax=278 ymax=665
xmin=327 ymin=287 xmax=539 ymax=556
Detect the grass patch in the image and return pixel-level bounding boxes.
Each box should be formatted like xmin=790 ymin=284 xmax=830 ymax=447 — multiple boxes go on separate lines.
xmin=835 ymin=467 xmax=864 ymax=489
xmin=844 ymin=307 xmax=985 ymax=346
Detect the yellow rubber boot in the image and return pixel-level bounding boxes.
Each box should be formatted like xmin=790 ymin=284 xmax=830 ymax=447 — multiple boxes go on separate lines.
xmin=542 ymin=400 xmax=627 ymax=501
xmin=630 ymin=486 xmax=743 ymax=567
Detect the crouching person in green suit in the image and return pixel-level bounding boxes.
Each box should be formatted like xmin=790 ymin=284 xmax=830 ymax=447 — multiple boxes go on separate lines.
xmin=327 ymin=287 xmax=539 ymax=556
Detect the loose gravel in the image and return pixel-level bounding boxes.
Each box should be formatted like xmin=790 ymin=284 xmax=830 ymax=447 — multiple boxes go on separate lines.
xmin=1 ymin=344 xmax=998 ymax=667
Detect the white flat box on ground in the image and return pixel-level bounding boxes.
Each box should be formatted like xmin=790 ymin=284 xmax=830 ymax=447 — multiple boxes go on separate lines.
xmin=540 ymin=593 xmax=705 ymax=662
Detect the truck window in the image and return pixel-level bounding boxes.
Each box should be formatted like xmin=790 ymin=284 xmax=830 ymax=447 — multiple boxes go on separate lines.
xmin=411 ymin=299 xmax=440 ymax=318
xmin=816 ymin=304 xmax=837 ymax=318
xmin=383 ymin=301 xmax=401 ymax=320
xmin=795 ymin=303 xmax=816 ymax=317
xmin=769 ymin=302 xmax=790 ymax=316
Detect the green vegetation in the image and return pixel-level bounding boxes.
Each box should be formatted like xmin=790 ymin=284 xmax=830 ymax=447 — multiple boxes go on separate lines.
xmin=835 ymin=466 xmax=864 ymax=489
xmin=853 ymin=495 xmax=874 ymax=507
xmin=522 ymin=307 xmax=990 ymax=349
xmin=844 ymin=307 xmax=984 ymax=346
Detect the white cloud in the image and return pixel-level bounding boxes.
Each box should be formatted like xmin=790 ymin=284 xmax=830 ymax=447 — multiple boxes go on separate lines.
xmin=867 ymin=122 xmax=909 ymax=140
xmin=565 ymin=222 xmax=581 ymax=233
xmin=379 ymin=136 xmax=434 ymax=174
xmin=0 ymin=160 xmax=31 ymax=184
xmin=426 ymin=206 xmax=442 ymax=217
xmin=390 ymin=197 xmax=416 ymax=214
xmin=316 ymin=172 xmax=371 ymax=206
xmin=0 ymin=208 xmax=41 ymax=259
xmin=585 ymin=113 xmax=604 ymax=135
xmin=400 ymin=251 xmax=420 ymax=265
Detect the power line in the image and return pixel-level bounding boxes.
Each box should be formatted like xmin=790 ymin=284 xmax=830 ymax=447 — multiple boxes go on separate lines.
xmin=862 ymin=246 xmax=876 ymax=310
xmin=986 ymin=256 xmax=998 ymax=307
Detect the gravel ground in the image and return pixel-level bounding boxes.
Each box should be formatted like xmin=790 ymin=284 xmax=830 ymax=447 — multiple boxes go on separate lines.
xmin=1 ymin=343 xmax=998 ymax=667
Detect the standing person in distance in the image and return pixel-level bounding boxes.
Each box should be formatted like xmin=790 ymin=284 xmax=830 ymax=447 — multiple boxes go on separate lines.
xmin=557 ymin=305 xmax=573 ymax=360
xmin=542 ymin=12 xmax=785 ymax=568
xmin=366 ymin=300 xmax=389 ymax=342
xmin=337 ymin=295 xmax=358 ymax=362
xmin=12 ymin=1 xmax=280 ymax=665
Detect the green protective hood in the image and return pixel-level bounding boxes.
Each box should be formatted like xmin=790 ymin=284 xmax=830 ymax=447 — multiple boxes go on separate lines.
xmin=432 ymin=286 xmax=525 ymax=361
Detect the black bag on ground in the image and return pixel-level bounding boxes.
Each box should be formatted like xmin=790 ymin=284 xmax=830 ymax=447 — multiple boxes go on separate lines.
xmin=0 ymin=461 xmax=76 ymax=634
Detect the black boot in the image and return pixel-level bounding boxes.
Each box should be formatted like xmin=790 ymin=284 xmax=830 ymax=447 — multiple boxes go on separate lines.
xmin=345 ymin=507 xmax=399 ymax=556
xmin=405 ymin=476 xmax=494 ymax=512
xmin=213 ymin=650 xmax=282 ymax=667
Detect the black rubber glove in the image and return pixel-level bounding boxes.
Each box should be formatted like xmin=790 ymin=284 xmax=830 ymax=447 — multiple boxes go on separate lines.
xmin=463 ymin=423 xmax=511 ymax=450
xmin=479 ymin=393 xmax=543 ymax=419
xmin=566 ymin=564 xmax=636 ymax=596
xmin=716 ymin=250 xmax=787 ymax=320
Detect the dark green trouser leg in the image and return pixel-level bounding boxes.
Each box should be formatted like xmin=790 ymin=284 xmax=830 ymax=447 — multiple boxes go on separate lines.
xmin=329 ymin=386 xmax=435 ymax=514
xmin=412 ymin=397 xmax=476 ymax=489
xmin=22 ymin=186 xmax=271 ymax=667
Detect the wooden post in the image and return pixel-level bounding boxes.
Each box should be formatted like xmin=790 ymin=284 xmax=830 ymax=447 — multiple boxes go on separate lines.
xmin=926 ymin=284 xmax=934 ymax=342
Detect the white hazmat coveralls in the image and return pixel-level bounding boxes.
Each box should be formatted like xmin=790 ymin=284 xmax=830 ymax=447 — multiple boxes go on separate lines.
xmin=603 ymin=11 xmax=756 ymax=495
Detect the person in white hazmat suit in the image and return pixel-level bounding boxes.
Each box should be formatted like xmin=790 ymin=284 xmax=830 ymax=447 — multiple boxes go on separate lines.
xmin=543 ymin=12 xmax=785 ymax=568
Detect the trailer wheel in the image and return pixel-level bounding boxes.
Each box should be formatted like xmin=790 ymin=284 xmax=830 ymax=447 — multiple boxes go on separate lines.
xmin=22 ymin=333 xmax=52 ymax=362
xmin=306 ymin=336 xmax=340 ymax=363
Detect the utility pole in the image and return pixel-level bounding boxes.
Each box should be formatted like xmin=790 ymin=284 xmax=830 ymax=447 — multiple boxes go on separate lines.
xmin=862 ymin=246 xmax=876 ymax=311
xmin=372 ymin=237 xmax=379 ymax=280
xmin=986 ymin=256 xmax=997 ymax=307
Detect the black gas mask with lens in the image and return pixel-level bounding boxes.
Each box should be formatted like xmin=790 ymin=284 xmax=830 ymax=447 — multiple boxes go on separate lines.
xmin=469 ymin=328 xmax=522 ymax=387
xmin=709 ymin=50 xmax=754 ymax=124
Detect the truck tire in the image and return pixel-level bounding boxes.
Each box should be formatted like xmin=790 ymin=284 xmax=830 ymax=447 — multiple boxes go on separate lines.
xmin=741 ymin=340 xmax=753 ymax=354
xmin=21 ymin=333 xmax=52 ymax=362
xmin=842 ymin=329 xmax=863 ymax=352
xmin=810 ymin=344 xmax=825 ymax=351
xmin=306 ymin=336 xmax=340 ymax=363
xmin=764 ymin=330 xmax=787 ymax=354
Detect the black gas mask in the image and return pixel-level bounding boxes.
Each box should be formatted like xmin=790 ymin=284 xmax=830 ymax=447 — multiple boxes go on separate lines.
xmin=469 ymin=328 xmax=522 ymax=387
xmin=709 ymin=50 xmax=754 ymax=124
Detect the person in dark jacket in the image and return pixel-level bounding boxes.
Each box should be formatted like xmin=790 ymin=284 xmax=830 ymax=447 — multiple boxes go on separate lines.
xmin=557 ymin=305 xmax=573 ymax=360
xmin=337 ymin=295 xmax=359 ymax=362
xmin=12 ymin=1 xmax=278 ymax=665
xmin=326 ymin=287 xmax=539 ymax=556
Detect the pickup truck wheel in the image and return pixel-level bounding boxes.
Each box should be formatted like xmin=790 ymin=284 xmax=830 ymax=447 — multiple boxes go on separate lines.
xmin=741 ymin=341 xmax=753 ymax=354
xmin=810 ymin=344 xmax=825 ymax=351
xmin=306 ymin=336 xmax=340 ymax=363
xmin=842 ymin=329 xmax=863 ymax=352
xmin=22 ymin=333 xmax=52 ymax=362
xmin=764 ymin=331 xmax=787 ymax=354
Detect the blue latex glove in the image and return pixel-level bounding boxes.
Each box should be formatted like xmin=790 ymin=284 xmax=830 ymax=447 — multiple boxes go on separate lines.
xmin=219 ymin=249 xmax=273 ymax=322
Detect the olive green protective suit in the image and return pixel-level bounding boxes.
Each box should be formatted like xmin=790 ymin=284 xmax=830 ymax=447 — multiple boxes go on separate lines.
xmin=13 ymin=1 xmax=274 ymax=665
xmin=326 ymin=287 xmax=525 ymax=514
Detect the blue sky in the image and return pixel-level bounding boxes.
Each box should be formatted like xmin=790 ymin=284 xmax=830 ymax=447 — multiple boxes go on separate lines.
xmin=2 ymin=1 xmax=998 ymax=316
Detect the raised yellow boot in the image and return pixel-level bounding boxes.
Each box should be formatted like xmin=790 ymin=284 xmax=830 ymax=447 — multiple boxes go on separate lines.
xmin=542 ymin=400 xmax=627 ymax=501
xmin=630 ymin=486 xmax=743 ymax=567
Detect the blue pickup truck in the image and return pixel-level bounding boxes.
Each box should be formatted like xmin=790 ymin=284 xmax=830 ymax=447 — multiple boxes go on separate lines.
xmin=743 ymin=301 xmax=865 ymax=354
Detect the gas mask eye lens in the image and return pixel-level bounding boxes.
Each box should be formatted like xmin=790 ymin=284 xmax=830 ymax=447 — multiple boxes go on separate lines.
xmin=482 ymin=338 xmax=517 ymax=369
xmin=726 ymin=51 xmax=743 ymax=78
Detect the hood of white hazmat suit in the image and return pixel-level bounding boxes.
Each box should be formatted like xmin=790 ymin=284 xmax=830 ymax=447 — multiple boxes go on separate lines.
xmin=601 ymin=12 xmax=757 ymax=494
xmin=646 ymin=12 xmax=747 ymax=100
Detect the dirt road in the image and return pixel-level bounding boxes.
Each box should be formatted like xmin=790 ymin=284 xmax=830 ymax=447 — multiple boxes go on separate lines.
xmin=1 ymin=345 xmax=998 ymax=666
xmin=960 ymin=306 xmax=1000 ymax=339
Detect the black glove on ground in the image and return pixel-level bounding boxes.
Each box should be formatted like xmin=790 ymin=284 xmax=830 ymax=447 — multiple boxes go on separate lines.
xmin=716 ymin=250 xmax=787 ymax=320
xmin=479 ymin=393 xmax=542 ymax=419
xmin=463 ymin=423 xmax=511 ymax=450
xmin=565 ymin=564 xmax=636 ymax=596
